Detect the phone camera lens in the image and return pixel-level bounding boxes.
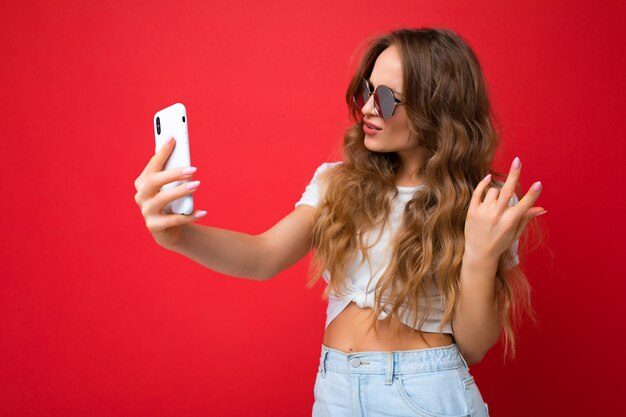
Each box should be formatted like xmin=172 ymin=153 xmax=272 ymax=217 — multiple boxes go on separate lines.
xmin=156 ymin=117 xmax=161 ymax=135
xmin=182 ymin=116 xmax=186 ymax=123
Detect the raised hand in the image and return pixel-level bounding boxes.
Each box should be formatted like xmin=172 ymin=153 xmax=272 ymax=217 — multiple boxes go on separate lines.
xmin=464 ymin=157 xmax=547 ymax=261
xmin=134 ymin=137 xmax=207 ymax=249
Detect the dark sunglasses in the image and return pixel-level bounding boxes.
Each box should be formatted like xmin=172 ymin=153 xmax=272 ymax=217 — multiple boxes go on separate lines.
xmin=352 ymin=77 xmax=404 ymax=120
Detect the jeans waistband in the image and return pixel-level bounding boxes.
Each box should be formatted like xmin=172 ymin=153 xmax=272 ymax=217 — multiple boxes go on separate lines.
xmin=318 ymin=343 xmax=469 ymax=385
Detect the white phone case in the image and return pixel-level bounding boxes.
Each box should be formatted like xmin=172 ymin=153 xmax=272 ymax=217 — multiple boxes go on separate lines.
xmin=153 ymin=103 xmax=193 ymax=215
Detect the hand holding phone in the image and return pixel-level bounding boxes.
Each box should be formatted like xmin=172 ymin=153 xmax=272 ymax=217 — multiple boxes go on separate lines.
xmin=134 ymin=137 xmax=207 ymax=249
xmin=133 ymin=102 xmax=207 ymax=249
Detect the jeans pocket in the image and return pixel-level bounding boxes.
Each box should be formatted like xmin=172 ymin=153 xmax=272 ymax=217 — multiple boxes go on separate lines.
xmin=459 ymin=372 xmax=489 ymax=417
xmin=395 ymin=369 xmax=471 ymax=417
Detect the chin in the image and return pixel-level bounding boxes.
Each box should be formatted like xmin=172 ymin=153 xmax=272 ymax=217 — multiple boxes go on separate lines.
xmin=364 ymin=136 xmax=385 ymax=152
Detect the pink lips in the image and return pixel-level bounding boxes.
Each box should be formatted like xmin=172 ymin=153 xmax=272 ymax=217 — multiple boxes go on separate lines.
xmin=364 ymin=120 xmax=382 ymax=130
xmin=363 ymin=123 xmax=380 ymax=135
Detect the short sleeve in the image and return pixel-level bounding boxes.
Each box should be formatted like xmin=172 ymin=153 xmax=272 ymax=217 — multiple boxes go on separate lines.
xmin=503 ymin=192 xmax=520 ymax=269
xmin=294 ymin=161 xmax=343 ymax=209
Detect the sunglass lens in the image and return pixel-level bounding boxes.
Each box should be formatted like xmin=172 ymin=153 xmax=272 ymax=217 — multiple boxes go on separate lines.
xmin=353 ymin=78 xmax=369 ymax=108
xmin=377 ymin=86 xmax=395 ymax=119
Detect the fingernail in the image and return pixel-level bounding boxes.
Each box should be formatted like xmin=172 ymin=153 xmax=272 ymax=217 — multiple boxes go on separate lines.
xmin=513 ymin=157 xmax=521 ymax=170
xmin=186 ymin=180 xmax=200 ymax=190
xmin=534 ymin=210 xmax=548 ymax=217
xmin=483 ymin=173 xmax=492 ymax=182
xmin=532 ymin=181 xmax=542 ymax=192
xmin=165 ymin=137 xmax=173 ymax=145
xmin=182 ymin=166 xmax=197 ymax=175
xmin=194 ymin=210 xmax=207 ymax=219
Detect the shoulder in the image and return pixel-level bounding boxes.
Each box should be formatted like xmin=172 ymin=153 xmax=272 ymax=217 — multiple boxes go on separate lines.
xmin=316 ymin=160 xmax=344 ymax=172
xmin=310 ymin=161 xmax=344 ymax=180
xmin=295 ymin=161 xmax=343 ymax=209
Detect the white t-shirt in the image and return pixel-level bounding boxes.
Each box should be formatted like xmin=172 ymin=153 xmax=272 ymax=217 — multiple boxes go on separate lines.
xmin=295 ymin=161 xmax=520 ymax=334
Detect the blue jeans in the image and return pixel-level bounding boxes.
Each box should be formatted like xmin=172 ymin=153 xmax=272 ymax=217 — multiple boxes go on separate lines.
xmin=312 ymin=343 xmax=490 ymax=417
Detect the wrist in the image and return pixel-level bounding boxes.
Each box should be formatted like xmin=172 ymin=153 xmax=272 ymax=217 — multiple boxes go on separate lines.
xmin=462 ymin=249 xmax=499 ymax=270
xmin=158 ymin=224 xmax=190 ymax=252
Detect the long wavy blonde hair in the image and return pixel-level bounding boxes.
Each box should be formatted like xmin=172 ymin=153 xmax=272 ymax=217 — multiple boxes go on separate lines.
xmin=304 ymin=27 xmax=547 ymax=361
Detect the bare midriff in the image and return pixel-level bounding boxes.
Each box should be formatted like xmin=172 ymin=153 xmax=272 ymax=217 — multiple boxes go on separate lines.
xmin=322 ymin=301 xmax=454 ymax=354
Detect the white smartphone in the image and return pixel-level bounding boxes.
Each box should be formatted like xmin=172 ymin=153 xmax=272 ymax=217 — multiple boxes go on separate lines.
xmin=153 ymin=102 xmax=193 ymax=215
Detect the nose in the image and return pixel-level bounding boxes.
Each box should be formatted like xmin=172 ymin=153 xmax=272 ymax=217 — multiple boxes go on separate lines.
xmin=361 ymin=92 xmax=380 ymax=118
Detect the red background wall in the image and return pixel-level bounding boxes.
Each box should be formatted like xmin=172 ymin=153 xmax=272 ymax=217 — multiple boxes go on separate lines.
xmin=1 ymin=0 xmax=624 ymax=416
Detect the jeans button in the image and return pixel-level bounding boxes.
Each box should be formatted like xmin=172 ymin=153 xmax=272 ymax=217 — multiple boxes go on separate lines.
xmin=350 ymin=358 xmax=361 ymax=367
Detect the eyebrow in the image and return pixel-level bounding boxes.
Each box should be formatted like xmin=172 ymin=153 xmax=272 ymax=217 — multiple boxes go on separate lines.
xmin=367 ymin=77 xmax=403 ymax=97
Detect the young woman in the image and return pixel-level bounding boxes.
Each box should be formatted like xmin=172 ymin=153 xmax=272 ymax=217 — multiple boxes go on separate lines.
xmin=134 ymin=27 xmax=546 ymax=417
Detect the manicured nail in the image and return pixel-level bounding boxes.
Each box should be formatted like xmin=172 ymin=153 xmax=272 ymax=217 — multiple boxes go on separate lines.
xmin=194 ymin=210 xmax=207 ymax=219
xmin=483 ymin=174 xmax=492 ymax=182
xmin=186 ymin=180 xmax=200 ymax=190
xmin=534 ymin=210 xmax=548 ymax=217
xmin=532 ymin=181 xmax=542 ymax=192
xmin=182 ymin=167 xmax=197 ymax=175
xmin=513 ymin=157 xmax=521 ymax=170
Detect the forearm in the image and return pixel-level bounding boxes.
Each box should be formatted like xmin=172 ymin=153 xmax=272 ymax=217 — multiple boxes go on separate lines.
xmin=452 ymin=253 xmax=501 ymax=364
xmin=165 ymin=223 xmax=269 ymax=281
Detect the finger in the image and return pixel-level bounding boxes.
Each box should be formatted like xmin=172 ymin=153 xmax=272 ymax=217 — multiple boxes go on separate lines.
xmin=513 ymin=207 xmax=547 ymax=241
xmin=497 ymin=157 xmax=522 ymax=210
xmin=516 ymin=181 xmax=544 ymax=213
xmin=137 ymin=137 xmax=176 ymax=183
xmin=136 ymin=165 xmax=197 ymax=204
xmin=145 ymin=136 xmax=176 ymax=175
xmin=146 ymin=210 xmax=208 ymax=233
xmin=471 ymin=173 xmax=494 ymax=208
xmin=483 ymin=185 xmax=500 ymax=205
xmin=143 ymin=179 xmax=201 ymax=216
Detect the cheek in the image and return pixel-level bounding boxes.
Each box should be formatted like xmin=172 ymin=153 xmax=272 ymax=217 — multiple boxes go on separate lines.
xmin=388 ymin=108 xmax=410 ymax=129
xmin=385 ymin=116 xmax=411 ymax=136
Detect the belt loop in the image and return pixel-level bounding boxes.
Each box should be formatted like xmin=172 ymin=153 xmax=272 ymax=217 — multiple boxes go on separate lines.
xmin=320 ymin=348 xmax=328 ymax=378
xmin=458 ymin=348 xmax=469 ymax=370
xmin=384 ymin=352 xmax=394 ymax=385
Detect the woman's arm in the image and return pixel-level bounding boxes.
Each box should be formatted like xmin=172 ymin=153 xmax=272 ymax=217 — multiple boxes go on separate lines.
xmin=165 ymin=205 xmax=316 ymax=281
xmin=452 ymin=254 xmax=501 ymax=365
